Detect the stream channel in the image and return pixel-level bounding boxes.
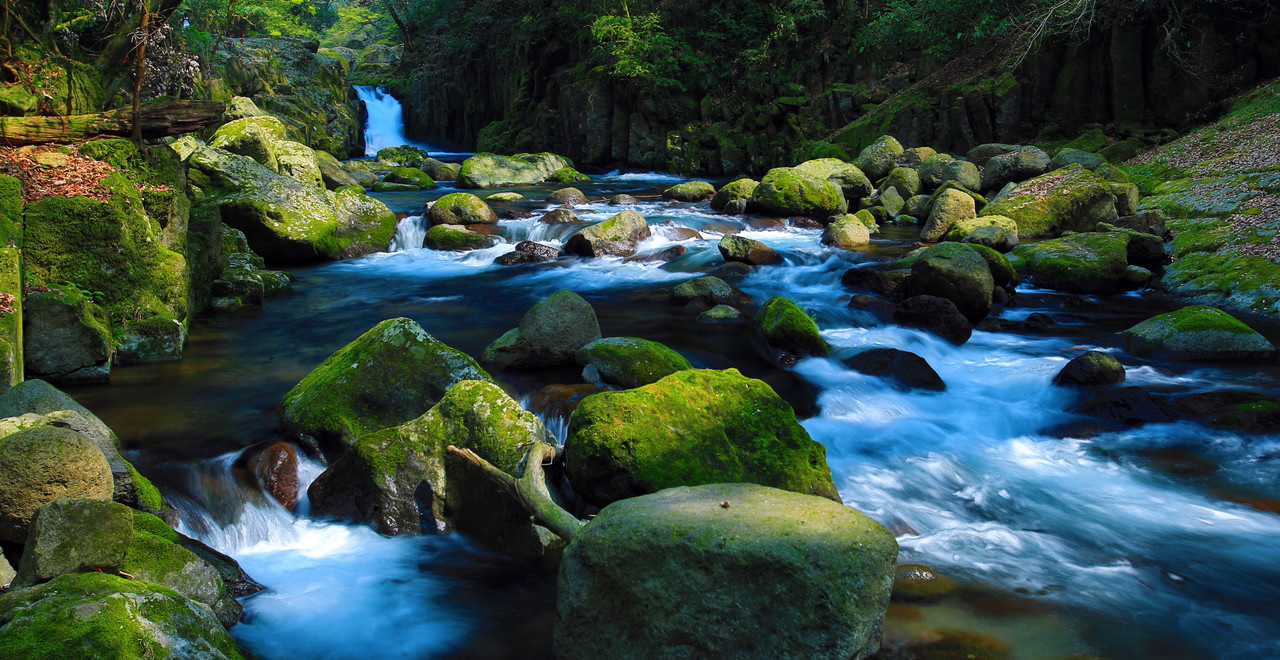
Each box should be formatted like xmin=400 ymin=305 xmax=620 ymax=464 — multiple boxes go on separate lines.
xmin=65 ymin=90 xmax=1280 ymax=659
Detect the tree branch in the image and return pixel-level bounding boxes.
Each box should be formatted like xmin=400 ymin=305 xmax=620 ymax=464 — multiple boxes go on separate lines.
xmin=447 ymin=443 xmax=586 ymax=543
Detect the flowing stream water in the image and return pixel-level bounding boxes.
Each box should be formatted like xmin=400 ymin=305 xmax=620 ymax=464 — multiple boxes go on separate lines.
xmin=66 ymin=93 xmax=1280 ymax=659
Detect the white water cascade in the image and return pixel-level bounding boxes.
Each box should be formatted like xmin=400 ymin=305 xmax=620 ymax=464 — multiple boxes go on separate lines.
xmin=389 ymin=214 xmax=428 ymax=252
xmin=355 ymin=85 xmax=414 ymax=156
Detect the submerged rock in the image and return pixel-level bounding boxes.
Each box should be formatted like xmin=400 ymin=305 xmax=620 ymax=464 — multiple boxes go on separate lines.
xmin=1118 ymin=305 xmax=1277 ymax=361
xmin=495 ymin=241 xmax=561 ymax=265
xmin=564 ymin=210 xmax=652 ymax=258
xmin=564 ymin=368 xmax=840 ymax=506
xmin=670 ymin=275 xmax=751 ymax=308
xmin=719 ymin=234 xmax=782 ymax=266
xmin=844 ymin=348 xmax=946 ymax=392
xmin=1053 ymin=351 xmax=1126 ymax=386
xmin=481 ymin=290 xmax=602 ymax=369
xmin=280 ymin=317 xmax=492 ymax=452
xmin=555 ymin=483 xmax=896 ymax=660
xmin=894 ymin=295 xmax=973 ymax=345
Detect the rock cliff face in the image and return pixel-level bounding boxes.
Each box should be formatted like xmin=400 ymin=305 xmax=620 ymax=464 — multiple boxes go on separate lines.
xmin=199 ymin=37 xmax=363 ymax=159
xmin=400 ymin=11 xmax=1280 ymax=174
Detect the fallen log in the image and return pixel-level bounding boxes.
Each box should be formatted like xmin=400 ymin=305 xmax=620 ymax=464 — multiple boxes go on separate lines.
xmin=0 ymin=98 xmax=224 ymax=146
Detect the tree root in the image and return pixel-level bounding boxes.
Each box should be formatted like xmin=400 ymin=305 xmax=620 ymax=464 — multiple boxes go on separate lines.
xmin=447 ymin=442 xmax=586 ymax=543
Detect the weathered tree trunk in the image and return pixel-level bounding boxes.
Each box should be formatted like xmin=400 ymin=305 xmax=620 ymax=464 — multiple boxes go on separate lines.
xmin=0 ymin=98 xmax=223 ymax=146
xmin=132 ymin=9 xmax=152 ymax=146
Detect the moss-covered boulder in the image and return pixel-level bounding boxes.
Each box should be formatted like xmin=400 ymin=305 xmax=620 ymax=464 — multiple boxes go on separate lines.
xmin=662 ymin=181 xmax=715 ymax=202
xmin=208 ymin=115 xmax=288 ymax=172
xmin=564 ymin=210 xmax=652 ymax=258
xmin=375 ymin=146 xmax=431 ymax=168
xmin=0 ymin=426 xmax=113 ymax=543
xmin=313 ymin=150 xmax=359 ymax=189
xmin=697 ymin=305 xmax=744 ymax=323
xmin=670 ymin=276 xmax=751 ymax=308
xmin=822 ymin=214 xmax=872 ymax=249
xmin=943 ymin=214 xmax=1019 ymax=244
xmin=961 ymin=224 xmax=1020 ymax=253
xmin=188 ymin=146 xmax=345 ymax=262
xmin=1053 ymin=350 xmax=1126 ymax=386
xmin=750 ymin=167 xmax=847 ymax=219
xmin=487 ymin=192 xmax=524 ymax=202
xmin=0 ymin=572 xmax=244 ymax=659
xmin=1011 ymin=231 xmax=1131 ymax=294
xmin=272 ymin=140 xmax=324 ymax=188
xmin=754 ymin=297 xmax=830 ymax=360
xmin=308 ymin=381 xmax=561 ymax=560
xmin=384 ymin=167 xmax=436 ymax=189
xmin=980 ymin=164 xmax=1119 ymax=237
xmin=548 ymin=166 xmax=591 ymax=184
xmin=548 ymin=188 xmax=588 ymax=206
xmin=425 ymin=224 xmax=491 ymax=251
xmin=981 ymin=146 xmax=1051 ymax=192
xmin=918 ymin=153 xmax=955 ymax=190
xmin=1118 ymin=305 xmax=1277 ymax=361
xmin=882 ymin=167 xmax=922 ymax=198
xmin=482 ymin=290 xmax=602 ymax=369
xmin=719 ymin=234 xmax=782 ymax=266
xmin=22 ymin=288 xmax=112 ymax=385
xmin=427 ymin=192 xmax=498 ymax=227
xmin=331 ymin=187 xmax=400 ymax=256
xmin=556 ymin=483 xmax=896 ymax=660
xmin=967 ymin=243 xmax=1017 ymax=290
xmin=936 ymin=159 xmax=982 ymax=193
xmin=457 ymin=152 xmax=574 ymax=188
xmin=711 ymin=178 xmax=758 ymax=211
xmin=794 ymin=158 xmax=874 ymax=201
xmin=280 ymin=317 xmax=492 ymax=453
xmin=565 ymin=368 xmax=839 ymax=506
xmin=854 ymin=135 xmax=904 ymax=181
xmin=1047 ymin=149 xmax=1104 ymax=173
xmin=919 ymin=188 xmax=977 ymax=243
xmin=371 ymin=181 xmax=418 ymax=193
xmin=575 ymin=337 xmax=693 ymax=389
xmin=12 ymin=498 xmax=240 ymax=627
xmin=907 ymin=243 xmax=995 ymax=323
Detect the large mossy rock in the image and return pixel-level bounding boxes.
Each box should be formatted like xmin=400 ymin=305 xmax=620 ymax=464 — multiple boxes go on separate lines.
xmin=575 ymin=337 xmax=693 ymax=389
xmin=711 ymin=178 xmax=758 ymax=211
xmin=309 ymin=381 xmax=561 ymax=561
xmin=1053 ymin=350 xmax=1126 ymax=386
xmin=750 ymin=167 xmax=848 ymax=219
xmin=794 ymin=158 xmax=874 ymax=201
xmin=12 ymin=498 xmax=240 ymax=627
xmin=188 ymin=146 xmax=371 ymax=263
xmin=425 ymin=224 xmax=491 ymax=252
xmin=920 ymin=188 xmax=977 ymax=242
xmin=331 ymin=187 xmax=400 ymax=257
xmin=272 ymin=140 xmax=324 ymax=188
xmin=670 ymin=276 xmax=751 ymax=308
xmin=427 ymin=192 xmax=498 ymax=226
xmin=0 ymin=572 xmax=244 ymax=659
xmin=555 ymin=483 xmax=897 ymax=660
xmin=980 ymin=164 xmax=1118 ymax=237
xmin=22 ymin=289 xmax=112 ymax=385
xmin=0 ymin=426 xmax=113 ymax=543
xmin=384 ymin=167 xmax=436 ymax=189
xmin=456 ymin=152 xmax=573 ymax=188
xmin=754 ymin=297 xmax=830 ymax=359
xmin=662 ymin=180 xmax=715 ymax=202
xmin=821 ymin=214 xmax=872 ymax=249
xmin=564 ymin=210 xmax=652 ymax=258
xmin=1011 ymin=231 xmax=1130 ymax=294
xmin=1118 ymin=305 xmax=1277 ymax=361
xmin=718 ymin=234 xmax=782 ymax=266
xmin=854 ymin=135 xmax=904 ymax=181
xmin=481 ymin=290 xmax=602 ymax=369
xmin=208 ymin=115 xmax=288 ymax=171
xmin=907 ymin=243 xmax=995 ymax=324
xmin=980 ymin=146 xmax=1051 ymax=192
xmin=280 ymin=317 xmax=492 ymax=452
xmin=564 ymin=368 xmax=840 ymax=507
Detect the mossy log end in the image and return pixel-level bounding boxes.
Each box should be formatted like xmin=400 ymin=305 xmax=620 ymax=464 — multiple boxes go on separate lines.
xmin=447 ymin=442 xmax=586 ymax=542
xmin=0 ymin=99 xmax=223 ymax=146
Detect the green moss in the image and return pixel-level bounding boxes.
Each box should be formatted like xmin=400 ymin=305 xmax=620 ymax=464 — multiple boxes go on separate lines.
xmin=384 ymin=167 xmax=436 ymax=188
xmin=548 ymin=166 xmax=591 ymax=183
xmin=576 ymin=337 xmax=692 ymax=389
xmin=0 ymin=573 xmax=244 ymax=660
xmin=1011 ymin=231 xmax=1129 ymax=294
xmin=565 ymin=368 xmax=839 ymax=506
xmin=663 ymin=180 xmax=716 ymax=201
xmin=428 ymin=192 xmax=498 ymax=225
xmin=1120 ymin=304 xmax=1276 ymax=359
xmin=981 ymin=164 xmax=1115 ymax=237
xmin=967 ymin=243 xmax=1016 ymax=289
xmin=1060 ymin=128 xmax=1109 ymax=154
xmin=0 ymin=175 xmax=21 ymax=247
xmin=754 ymin=296 xmax=829 ymax=357
xmin=281 ymin=317 xmax=493 ymax=449
xmin=425 ymin=224 xmax=490 ymax=251
xmin=750 ymin=167 xmax=847 ymax=218
xmin=126 ymin=464 xmax=164 ymax=514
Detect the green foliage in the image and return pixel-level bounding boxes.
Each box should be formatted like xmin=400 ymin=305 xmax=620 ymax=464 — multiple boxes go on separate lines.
xmin=590 ymin=13 xmax=686 ymax=92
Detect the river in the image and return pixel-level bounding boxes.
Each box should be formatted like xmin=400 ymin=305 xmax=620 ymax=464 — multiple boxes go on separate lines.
xmin=65 ymin=91 xmax=1280 ymax=660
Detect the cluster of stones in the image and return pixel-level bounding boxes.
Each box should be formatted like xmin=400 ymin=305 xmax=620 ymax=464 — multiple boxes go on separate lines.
xmin=0 ymin=380 xmax=256 ymax=658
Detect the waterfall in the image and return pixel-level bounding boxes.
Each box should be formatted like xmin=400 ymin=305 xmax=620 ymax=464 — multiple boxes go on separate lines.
xmin=355 ymin=85 xmax=413 ymax=157
xmin=389 ymin=215 xmax=428 ymax=252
